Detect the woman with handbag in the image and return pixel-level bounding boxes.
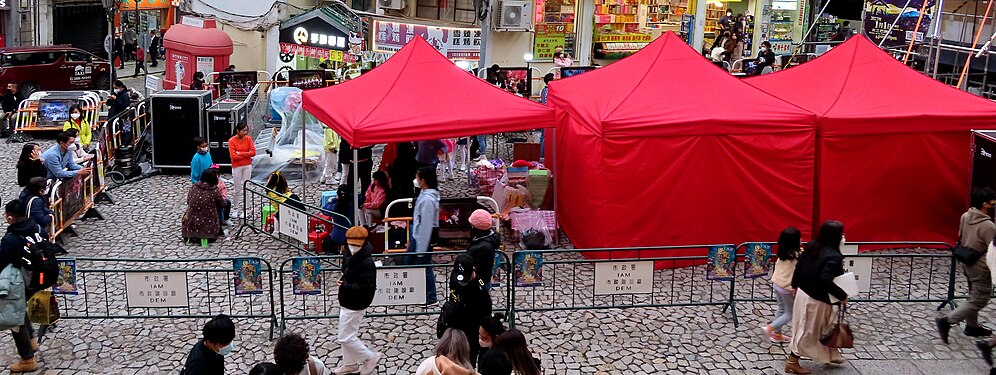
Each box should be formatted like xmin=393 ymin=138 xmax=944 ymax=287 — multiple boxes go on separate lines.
xmin=784 ymin=220 xmax=849 ymax=374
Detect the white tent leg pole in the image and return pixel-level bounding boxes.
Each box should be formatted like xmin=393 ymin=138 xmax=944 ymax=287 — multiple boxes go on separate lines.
xmin=301 ymin=127 xmax=306 ymax=203
xmin=353 ymin=148 xmax=360 ymax=226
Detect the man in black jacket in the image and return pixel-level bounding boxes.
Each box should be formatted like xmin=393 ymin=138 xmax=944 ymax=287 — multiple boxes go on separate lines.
xmin=1 ymin=200 xmax=40 ymax=372
xmin=182 ymin=314 xmax=235 ymax=375
xmin=0 ymin=83 xmax=21 ymax=136
xmin=467 ymin=209 xmax=499 ymax=291
xmin=335 ymin=226 xmax=381 ymax=375
xmin=438 ymin=254 xmax=493 ymax=367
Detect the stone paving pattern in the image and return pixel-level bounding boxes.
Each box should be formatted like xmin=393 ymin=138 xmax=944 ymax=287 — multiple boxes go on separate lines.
xmin=1 ymin=133 xmax=993 ymax=374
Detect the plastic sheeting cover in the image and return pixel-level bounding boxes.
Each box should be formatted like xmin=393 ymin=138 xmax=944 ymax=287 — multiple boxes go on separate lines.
xmin=250 ymin=87 xmax=327 ymax=185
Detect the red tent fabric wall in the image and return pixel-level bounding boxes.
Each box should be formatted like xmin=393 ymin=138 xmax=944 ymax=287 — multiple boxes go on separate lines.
xmin=549 ymin=32 xmax=817 ymax=266
xmin=302 ymin=37 xmax=555 ymax=147
xmin=746 ymin=36 xmax=996 ymax=244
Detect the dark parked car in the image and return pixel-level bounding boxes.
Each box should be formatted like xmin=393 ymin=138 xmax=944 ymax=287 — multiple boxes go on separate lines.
xmin=0 ymin=45 xmax=112 ymax=97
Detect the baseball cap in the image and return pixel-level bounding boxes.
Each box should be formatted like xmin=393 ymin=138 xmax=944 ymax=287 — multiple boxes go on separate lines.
xmin=453 ymin=254 xmax=475 ymax=286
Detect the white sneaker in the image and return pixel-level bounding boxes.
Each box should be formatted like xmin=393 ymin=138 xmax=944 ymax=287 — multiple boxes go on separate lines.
xmin=359 ymin=352 xmax=382 ymax=374
xmin=222 ymin=219 xmax=233 ymax=227
xmin=334 ymin=364 xmax=360 ymax=375
xmin=334 ymin=172 xmax=342 ymax=181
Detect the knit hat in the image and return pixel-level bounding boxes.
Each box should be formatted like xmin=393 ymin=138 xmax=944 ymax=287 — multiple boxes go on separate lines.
xmin=469 ymin=209 xmax=492 ymax=230
xmin=345 ymin=226 xmax=368 ymax=246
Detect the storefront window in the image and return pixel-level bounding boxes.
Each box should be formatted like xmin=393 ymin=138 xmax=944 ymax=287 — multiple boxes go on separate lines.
xmin=761 ymin=0 xmax=805 ymax=53
xmin=416 ymin=0 xmax=477 ymax=23
xmin=590 ymin=0 xmax=690 ymax=62
xmin=534 ymin=0 xmax=578 ymax=60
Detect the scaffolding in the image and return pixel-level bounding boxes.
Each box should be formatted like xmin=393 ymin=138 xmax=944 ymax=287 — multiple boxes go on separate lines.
xmin=921 ymin=0 xmax=996 ymax=97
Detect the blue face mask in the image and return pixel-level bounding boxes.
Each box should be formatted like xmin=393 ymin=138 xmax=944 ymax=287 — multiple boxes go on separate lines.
xmin=218 ymin=341 xmax=235 ymax=356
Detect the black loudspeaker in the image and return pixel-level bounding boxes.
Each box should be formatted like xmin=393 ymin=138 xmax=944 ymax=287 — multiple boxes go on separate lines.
xmin=205 ymin=101 xmax=248 ymax=167
xmin=150 ymin=90 xmax=212 ymax=169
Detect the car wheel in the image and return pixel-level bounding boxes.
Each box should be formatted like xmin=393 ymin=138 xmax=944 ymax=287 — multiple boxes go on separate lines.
xmin=19 ymin=82 xmax=38 ymax=98
xmin=96 ymin=75 xmax=110 ymax=91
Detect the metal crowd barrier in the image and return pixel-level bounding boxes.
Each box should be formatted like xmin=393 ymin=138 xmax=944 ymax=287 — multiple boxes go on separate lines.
xmin=12 ymin=91 xmax=103 ymax=134
xmin=278 ymin=251 xmax=512 ymax=335
xmin=235 ymin=180 xmax=352 ymax=255
xmin=50 ymin=257 xmax=277 ymax=340
xmin=729 ymin=241 xmax=957 ymax=313
xmin=508 ymin=245 xmax=740 ymax=327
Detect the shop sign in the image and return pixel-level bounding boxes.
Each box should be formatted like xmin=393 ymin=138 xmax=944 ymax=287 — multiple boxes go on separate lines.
xmin=279 ymin=43 xmax=345 ymax=62
xmin=534 ymin=24 xmax=575 ymax=60
xmin=120 ymin=0 xmax=173 ymax=10
xmin=593 ymin=261 xmax=654 ymax=295
xmin=125 ymin=272 xmax=189 ymax=308
xmin=593 ymin=34 xmax=652 ymax=43
xmin=863 ymin=0 xmax=934 ymax=48
xmin=280 ymin=18 xmax=350 ymax=52
xmin=195 ymin=56 xmax=213 ymax=76
xmin=373 ymin=20 xmax=481 ymax=60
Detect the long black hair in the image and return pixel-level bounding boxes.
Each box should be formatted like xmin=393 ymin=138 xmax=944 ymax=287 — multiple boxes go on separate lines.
xmin=776 ymin=227 xmax=801 ymax=261
xmin=495 ymin=329 xmax=541 ymax=375
xmin=805 ymin=220 xmax=844 ymax=255
xmin=17 ymin=143 xmax=38 ymax=167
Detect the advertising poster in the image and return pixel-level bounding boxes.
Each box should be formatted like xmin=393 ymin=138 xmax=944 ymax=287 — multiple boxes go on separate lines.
xmin=288 ymin=70 xmax=328 ymax=90
xmin=292 ymin=257 xmax=322 ymax=295
xmin=195 ymin=56 xmax=214 ymax=76
xmin=534 ymin=26 xmax=566 ymax=60
xmin=56 ymin=168 xmax=87 ymax=220
xmin=233 ymin=258 xmax=263 ymax=295
xmin=514 ymin=251 xmax=543 ymax=287
xmin=706 ymin=245 xmax=736 ymax=281
xmin=438 ymin=200 xmax=473 ymax=239
xmin=491 ymin=253 xmax=503 ymax=288
xmin=863 ymin=0 xmax=935 ymax=48
xmin=373 ymin=20 xmax=481 ymax=60
xmin=52 ymin=259 xmax=78 ymax=295
xmin=372 ymin=268 xmax=427 ymax=306
xmin=743 ymin=243 xmax=773 ymax=279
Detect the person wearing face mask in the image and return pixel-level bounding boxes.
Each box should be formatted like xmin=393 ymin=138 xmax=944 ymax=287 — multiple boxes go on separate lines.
xmin=63 ymin=128 xmax=93 ymax=165
xmin=190 ymin=137 xmax=213 ymax=183
xmin=476 ymin=313 xmax=508 ymax=370
xmin=754 ymin=41 xmax=777 ymax=75
xmin=62 ymin=104 xmax=90 ymax=150
xmin=41 ymin=132 xmax=91 ymax=180
xmin=719 ymin=10 xmax=733 ymax=32
xmin=552 ymin=46 xmax=573 ymax=78
xmin=334 ymin=226 xmax=381 ymax=375
xmin=937 ymin=187 xmax=996 ymax=345
xmin=19 ymin=177 xmax=53 ymax=233
xmin=411 ymin=166 xmax=441 ymax=304
xmin=106 ymin=80 xmax=131 ymax=120
xmin=437 ymin=254 xmax=492 ymax=368
xmin=181 ymin=313 xmax=236 ymax=375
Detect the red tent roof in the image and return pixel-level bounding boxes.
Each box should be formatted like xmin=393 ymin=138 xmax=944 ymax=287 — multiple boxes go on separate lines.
xmin=746 ymin=35 xmax=996 ymax=135
xmin=549 ymin=31 xmax=816 ymax=137
xmin=302 ymin=37 xmax=554 ymax=147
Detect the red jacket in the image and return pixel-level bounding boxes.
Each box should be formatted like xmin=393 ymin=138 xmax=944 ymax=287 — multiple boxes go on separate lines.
xmin=228 ymin=135 xmax=256 ymax=167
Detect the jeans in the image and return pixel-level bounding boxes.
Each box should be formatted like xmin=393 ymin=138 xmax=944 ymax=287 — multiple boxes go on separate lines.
xmin=219 ymin=199 xmax=231 ymax=223
xmin=948 ymin=260 xmax=992 ymax=326
xmin=11 ymin=312 xmax=34 ymax=360
xmin=539 ymin=129 xmax=546 ymax=162
xmin=771 ymin=290 xmax=794 ymax=332
xmin=338 ymin=307 xmax=375 ymax=366
xmin=476 ymin=135 xmax=488 ymax=157
xmin=408 ymin=238 xmax=438 ymax=304
xmin=232 ymin=165 xmax=252 ymax=212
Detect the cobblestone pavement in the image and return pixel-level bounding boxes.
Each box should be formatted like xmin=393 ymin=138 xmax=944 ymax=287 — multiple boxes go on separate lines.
xmin=0 ymin=136 xmax=994 ymax=374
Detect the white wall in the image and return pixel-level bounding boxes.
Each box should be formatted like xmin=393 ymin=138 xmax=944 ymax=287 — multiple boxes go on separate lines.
xmin=218 ymin=24 xmax=268 ymax=72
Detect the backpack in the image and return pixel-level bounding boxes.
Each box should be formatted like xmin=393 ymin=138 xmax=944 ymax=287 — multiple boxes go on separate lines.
xmin=21 ymin=233 xmax=61 ymax=294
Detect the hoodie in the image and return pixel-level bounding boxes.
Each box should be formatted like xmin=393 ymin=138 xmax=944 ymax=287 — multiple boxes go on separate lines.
xmin=19 ymin=188 xmax=53 ymax=230
xmin=0 ymin=219 xmax=39 ymax=272
xmin=412 ymin=188 xmax=440 ymax=253
xmin=960 ymin=207 xmax=996 ymax=253
xmin=467 ymin=230 xmax=500 ymax=286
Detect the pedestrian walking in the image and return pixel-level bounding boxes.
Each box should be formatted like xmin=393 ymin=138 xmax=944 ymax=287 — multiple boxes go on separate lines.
xmin=181 ymin=314 xmax=236 ymax=375
xmin=334 ymin=226 xmax=382 ymax=375
xmin=493 ymin=329 xmax=541 ymax=375
xmin=1 ymin=200 xmax=40 ymax=373
xmin=477 ymin=313 xmax=507 ymax=368
xmin=274 ymin=333 xmax=329 ymax=375
xmin=784 ymin=220 xmax=848 ymax=374
xmin=437 ymin=254 xmax=492 ymax=366
xmin=938 ymin=187 xmax=996 ymax=344
xmin=410 ymin=166 xmax=440 ymax=304
xmin=228 ymin=123 xmax=255 ymax=218
xmin=415 ymin=328 xmax=477 ymax=375
xmin=16 ymin=143 xmax=45 ymax=187
xmin=190 ymin=137 xmax=213 ymax=183
xmin=149 ymin=30 xmax=161 ymax=67
xmin=977 ymin=236 xmax=996 ymax=366
xmin=467 ymin=209 xmax=499 ymax=291
xmin=762 ymin=227 xmax=801 ymax=343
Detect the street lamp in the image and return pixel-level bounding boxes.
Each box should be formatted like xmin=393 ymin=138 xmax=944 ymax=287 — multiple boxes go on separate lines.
xmin=101 ymin=0 xmax=117 ymax=88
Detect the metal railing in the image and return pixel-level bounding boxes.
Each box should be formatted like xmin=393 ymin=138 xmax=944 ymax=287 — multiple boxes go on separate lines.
xmin=235 ymin=180 xmax=352 ymax=255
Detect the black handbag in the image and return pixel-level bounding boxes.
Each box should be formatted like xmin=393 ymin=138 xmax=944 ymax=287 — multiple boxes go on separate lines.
xmin=953 ymin=243 xmax=984 ymax=265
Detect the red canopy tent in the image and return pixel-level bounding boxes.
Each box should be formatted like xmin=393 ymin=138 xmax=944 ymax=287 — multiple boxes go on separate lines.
xmin=549 ymin=31 xmax=817 ymax=263
xmin=302 ymin=37 xmax=555 ymax=147
xmin=746 ymin=35 xmax=996 ymax=244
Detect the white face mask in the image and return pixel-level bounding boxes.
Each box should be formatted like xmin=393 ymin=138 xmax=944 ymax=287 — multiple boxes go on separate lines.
xmin=70 ymin=113 xmax=80 ymax=120
xmin=479 ymin=339 xmax=491 ymax=348
xmin=413 ymin=178 xmax=419 ymax=187
xmin=68 ymin=143 xmax=78 ymax=152
xmin=348 ymin=244 xmax=361 ymax=255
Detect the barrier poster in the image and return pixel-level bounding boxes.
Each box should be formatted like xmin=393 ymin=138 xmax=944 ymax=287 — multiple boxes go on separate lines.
xmin=490 ymin=252 xmax=503 ymax=288
xmin=743 ymin=243 xmax=773 ymax=279
xmin=292 ymin=257 xmax=322 ymax=295
xmin=57 ymin=166 xmax=88 ymax=219
xmin=863 ymin=0 xmax=935 ymax=48
xmin=706 ymin=245 xmax=736 ymax=281
xmin=233 ymin=258 xmax=263 ymax=295
xmin=52 ymin=259 xmax=78 ymax=295
xmin=514 ymin=251 xmax=543 ymax=287
xmin=594 ymin=261 xmax=654 ymax=295
xmin=372 ymin=268 xmax=426 ymax=306
xmin=125 ymin=272 xmax=189 ymax=308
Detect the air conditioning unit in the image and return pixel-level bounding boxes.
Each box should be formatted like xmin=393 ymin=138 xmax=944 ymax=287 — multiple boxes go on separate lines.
xmin=378 ymin=0 xmax=404 ymax=11
xmin=496 ymin=0 xmax=532 ymax=31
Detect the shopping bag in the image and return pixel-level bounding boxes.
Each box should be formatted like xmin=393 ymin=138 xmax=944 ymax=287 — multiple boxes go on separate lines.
xmin=27 ymin=290 xmax=60 ymax=325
